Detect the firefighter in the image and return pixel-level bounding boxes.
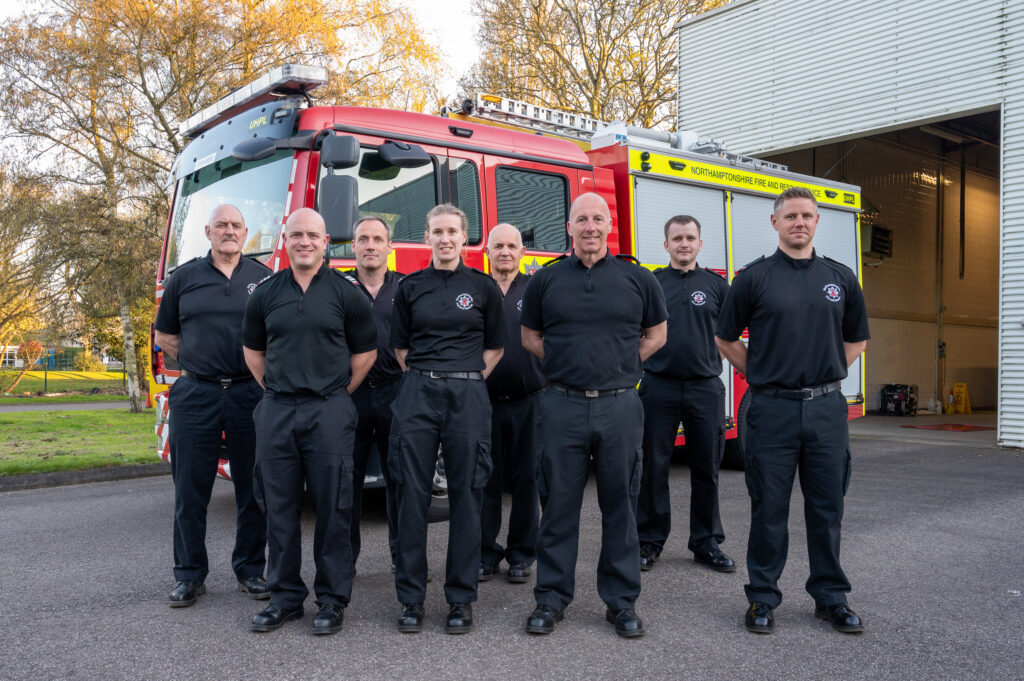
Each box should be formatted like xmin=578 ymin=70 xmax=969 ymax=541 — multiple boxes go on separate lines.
xmin=347 ymin=216 xmax=404 ymax=575
xmin=478 ymin=224 xmax=545 ymax=585
xmin=242 ymin=208 xmax=377 ymax=635
xmin=154 ymin=203 xmax=270 ymax=609
xmin=521 ymin=192 xmax=668 ymax=638
xmin=715 ymin=187 xmax=869 ymax=635
xmin=389 ymin=203 xmax=505 ymax=635
xmin=637 ymin=215 xmax=734 ymax=574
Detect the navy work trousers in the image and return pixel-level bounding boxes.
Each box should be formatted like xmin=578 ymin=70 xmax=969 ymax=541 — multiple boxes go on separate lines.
xmin=389 ymin=371 xmax=492 ymax=606
xmin=168 ymin=376 xmax=265 ymax=584
xmin=480 ymin=393 xmax=541 ymax=568
xmin=350 ymin=379 xmax=400 ymax=569
xmin=743 ymin=389 xmax=853 ymax=608
xmin=254 ymin=391 xmax=357 ymax=609
xmin=637 ymin=373 xmax=726 ymax=555
xmin=534 ymin=388 xmax=644 ymax=613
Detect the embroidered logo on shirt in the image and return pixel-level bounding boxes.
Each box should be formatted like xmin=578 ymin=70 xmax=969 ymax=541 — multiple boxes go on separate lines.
xmin=691 ymin=290 xmax=707 ymax=306
xmin=247 ymin=283 xmax=257 ymax=295
xmin=516 ymin=299 xmax=523 ymax=312
xmin=455 ymin=293 xmax=474 ymax=310
xmin=823 ymin=283 xmax=842 ymax=302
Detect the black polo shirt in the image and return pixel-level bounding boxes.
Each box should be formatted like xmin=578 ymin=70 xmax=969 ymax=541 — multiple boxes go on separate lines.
xmin=242 ymin=262 xmax=377 ymax=396
xmin=155 ymin=252 xmax=271 ymax=378
xmin=521 ymin=252 xmax=668 ymax=390
xmin=644 ymin=265 xmax=728 ymax=380
xmin=390 ymin=261 xmax=506 ymax=372
xmin=715 ymin=248 xmax=870 ymax=390
xmin=486 ymin=273 xmax=546 ymax=400
xmin=348 ymin=268 xmax=404 ymax=384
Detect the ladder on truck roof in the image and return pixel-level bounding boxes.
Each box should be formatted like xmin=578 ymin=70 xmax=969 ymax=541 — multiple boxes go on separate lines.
xmin=461 ymin=93 xmax=608 ymax=141
xmin=449 ymin=93 xmax=788 ymax=173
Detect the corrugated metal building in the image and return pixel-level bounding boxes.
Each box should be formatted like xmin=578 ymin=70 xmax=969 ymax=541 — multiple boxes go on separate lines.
xmin=676 ymin=0 xmax=1023 ymax=446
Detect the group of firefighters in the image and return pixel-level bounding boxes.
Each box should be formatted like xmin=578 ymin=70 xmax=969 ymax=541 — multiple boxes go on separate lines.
xmin=154 ymin=185 xmax=869 ymax=638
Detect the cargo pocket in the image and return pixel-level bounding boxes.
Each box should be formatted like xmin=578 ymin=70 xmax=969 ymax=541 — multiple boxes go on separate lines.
xmin=472 ymin=440 xmax=493 ymax=490
xmin=841 ymin=447 xmax=853 ymax=496
xmin=252 ymin=463 xmax=266 ymax=514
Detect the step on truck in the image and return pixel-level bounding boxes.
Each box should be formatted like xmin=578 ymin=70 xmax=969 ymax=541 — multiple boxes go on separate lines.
xmin=151 ymin=64 xmax=865 ymax=478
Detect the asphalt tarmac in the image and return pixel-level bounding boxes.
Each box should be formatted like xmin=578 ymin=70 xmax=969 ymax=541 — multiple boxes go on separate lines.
xmin=1 ymin=436 xmax=1021 ymax=681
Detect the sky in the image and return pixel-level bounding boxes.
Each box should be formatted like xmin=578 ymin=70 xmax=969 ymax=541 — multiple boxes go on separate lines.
xmin=398 ymin=0 xmax=481 ymax=98
xmin=0 ymin=0 xmax=481 ymax=99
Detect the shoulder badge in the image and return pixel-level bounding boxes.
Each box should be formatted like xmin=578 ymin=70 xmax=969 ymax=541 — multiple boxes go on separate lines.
xmin=736 ymin=255 xmax=766 ymax=274
xmin=821 ymin=255 xmax=855 ymax=275
xmin=339 ymin=271 xmax=363 ymax=288
xmin=704 ymin=267 xmax=727 ymax=279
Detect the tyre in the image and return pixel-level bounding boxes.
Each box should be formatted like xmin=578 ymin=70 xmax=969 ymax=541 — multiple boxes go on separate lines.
xmin=427 ymin=449 xmax=450 ymax=523
xmin=721 ymin=390 xmax=750 ymax=471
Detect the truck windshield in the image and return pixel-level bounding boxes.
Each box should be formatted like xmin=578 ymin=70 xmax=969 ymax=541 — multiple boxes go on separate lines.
xmin=164 ymin=150 xmax=293 ymax=272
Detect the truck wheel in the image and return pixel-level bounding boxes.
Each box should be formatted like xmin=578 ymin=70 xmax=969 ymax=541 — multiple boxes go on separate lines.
xmin=427 ymin=449 xmax=450 ymax=523
xmin=427 ymin=493 xmax=450 ymax=523
xmin=721 ymin=391 xmax=750 ymax=471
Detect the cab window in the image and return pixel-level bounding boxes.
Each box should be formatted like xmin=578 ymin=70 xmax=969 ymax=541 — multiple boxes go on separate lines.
xmin=495 ymin=167 xmax=570 ymax=252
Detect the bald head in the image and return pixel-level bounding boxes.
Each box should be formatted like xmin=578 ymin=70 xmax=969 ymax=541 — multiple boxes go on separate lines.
xmin=283 ymin=208 xmax=328 ymax=272
xmin=487 ymin=223 xmax=526 ymax=278
xmin=205 ymin=203 xmax=247 ymax=261
xmin=208 ymin=203 xmax=245 ymax=229
xmin=286 ymin=207 xmax=326 ymax=233
xmin=569 ymin=192 xmax=610 ymax=218
xmin=567 ymin=192 xmax=611 ymax=260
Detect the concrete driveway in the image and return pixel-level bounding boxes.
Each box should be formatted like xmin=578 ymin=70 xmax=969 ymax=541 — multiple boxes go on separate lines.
xmin=0 ymin=435 xmax=1021 ymax=681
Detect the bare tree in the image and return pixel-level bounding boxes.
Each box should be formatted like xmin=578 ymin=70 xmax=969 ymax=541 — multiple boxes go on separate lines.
xmin=460 ymin=0 xmax=729 ymax=128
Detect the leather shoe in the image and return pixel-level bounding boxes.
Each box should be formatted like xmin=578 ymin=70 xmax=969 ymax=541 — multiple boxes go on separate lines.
xmin=250 ymin=603 xmax=304 ymax=632
xmin=312 ymin=603 xmax=344 ymax=635
xmin=815 ymin=603 xmax=865 ymax=633
xmin=506 ymin=562 xmax=531 ymax=584
xmin=445 ymin=602 xmax=473 ymax=634
xmin=397 ymin=603 xmax=424 ymax=633
xmin=639 ymin=545 xmax=659 ymax=572
xmin=606 ymin=608 xmax=645 ymax=638
xmin=744 ymin=602 xmax=774 ymax=634
xmin=478 ymin=563 xmax=498 ymax=582
xmin=168 ymin=581 xmax=205 ymax=608
xmin=694 ymin=548 xmax=736 ymax=573
xmin=525 ymin=604 xmax=563 ymax=635
xmin=236 ymin=575 xmax=271 ymax=600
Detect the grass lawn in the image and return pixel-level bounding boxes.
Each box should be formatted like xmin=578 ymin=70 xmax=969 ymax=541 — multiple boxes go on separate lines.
xmin=0 ymin=394 xmax=129 ymax=406
xmin=0 ymin=408 xmax=157 ymax=476
xmin=1 ymin=370 xmax=128 ymax=398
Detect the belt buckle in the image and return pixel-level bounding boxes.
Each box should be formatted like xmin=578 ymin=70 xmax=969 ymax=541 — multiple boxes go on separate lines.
xmin=428 ymin=371 xmax=440 ymax=379
xmin=219 ymin=378 xmax=231 ymax=389
xmin=585 ymin=389 xmax=599 ymax=398
xmin=800 ymin=388 xmax=814 ymax=400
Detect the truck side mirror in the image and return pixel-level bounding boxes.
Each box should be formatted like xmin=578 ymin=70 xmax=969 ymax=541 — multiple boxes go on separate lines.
xmin=232 ymin=137 xmax=277 ymax=162
xmin=320 ymin=134 xmax=360 ymax=169
xmin=378 ymin=140 xmax=431 ymax=168
xmin=321 ymin=174 xmax=359 ymax=244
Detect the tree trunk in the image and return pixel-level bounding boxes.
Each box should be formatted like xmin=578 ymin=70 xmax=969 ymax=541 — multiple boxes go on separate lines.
xmin=117 ymin=283 xmax=144 ymax=412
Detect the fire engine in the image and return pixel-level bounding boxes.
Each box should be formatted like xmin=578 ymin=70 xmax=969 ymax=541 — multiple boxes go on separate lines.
xmin=151 ymin=64 xmax=865 ymax=481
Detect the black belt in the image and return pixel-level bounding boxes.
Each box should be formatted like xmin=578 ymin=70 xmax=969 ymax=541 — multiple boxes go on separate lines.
xmin=751 ymin=381 xmax=842 ymax=401
xmin=180 ymin=369 xmax=254 ymax=388
xmin=491 ymin=387 xmax=544 ymax=403
xmin=367 ymin=375 xmax=401 ymax=389
xmin=548 ymin=382 xmax=632 ymax=398
xmin=410 ymin=368 xmax=483 ymax=380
